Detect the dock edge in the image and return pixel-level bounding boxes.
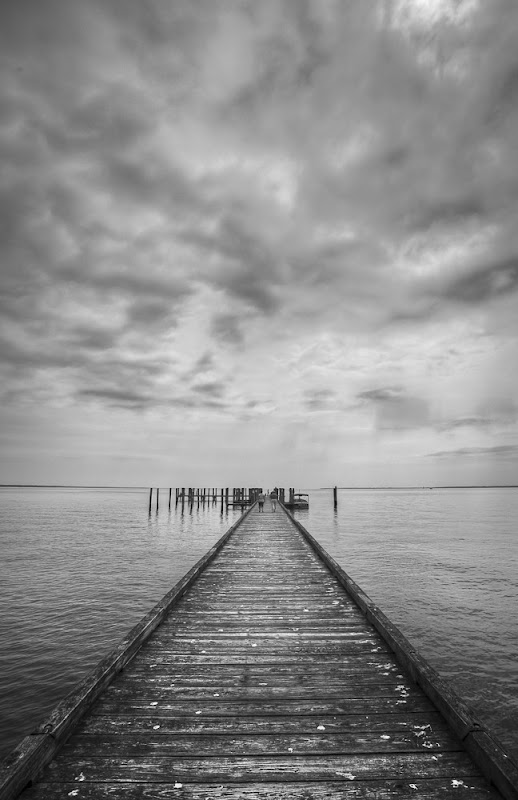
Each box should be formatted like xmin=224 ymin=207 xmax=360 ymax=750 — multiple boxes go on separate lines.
xmin=281 ymin=502 xmax=518 ymax=800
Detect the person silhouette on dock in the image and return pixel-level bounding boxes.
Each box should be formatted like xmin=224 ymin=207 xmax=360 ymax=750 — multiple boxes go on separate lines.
xmin=258 ymin=491 xmax=265 ymax=512
xmin=270 ymin=491 xmax=277 ymax=512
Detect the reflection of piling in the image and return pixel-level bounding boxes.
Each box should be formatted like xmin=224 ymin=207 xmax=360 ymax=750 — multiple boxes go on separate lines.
xmin=334 ymin=486 xmax=338 ymax=510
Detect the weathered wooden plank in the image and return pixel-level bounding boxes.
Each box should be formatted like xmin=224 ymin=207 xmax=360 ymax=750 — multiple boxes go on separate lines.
xmin=150 ymin=630 xmax=382 ymax=640
xmin=164 ymin=615 xmax=365 ymax=626
xmin=91 ymin=695 xmax=436 ymax=717
xmin=142 ymin=642 xmax=388 ymax=655
xmin=169 ymin=609 xmax=364 ymax=619
xmin=77 ymin=711 xmax=447 ymax=736
xmin=125 ymin=661 xmax=404 ymax=679
xmin=110 ymin=672 xmax=408 ymax=691
xmin=57 ymin=729 xmax=463 ymax=757
xmin=22 ymin=777 xmax=501 ymax=800
xmin=102 ymin=683 xmax=419 ymax=702
xmin=36 ymin=751 xmax=484 ymax=783
xmin=146 ymin=631 xmax=378 ymax=641
xmin=0 ymin=735 xmax=55 ymax=800
xmin=177 ymin=602 xmax=352 ymax=611
xmin=130 ymin=651 xmax=389 ymax=665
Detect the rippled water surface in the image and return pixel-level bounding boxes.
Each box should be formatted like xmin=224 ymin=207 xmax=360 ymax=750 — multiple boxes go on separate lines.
xmin=1 ymin=486 xmax=517 ymax=764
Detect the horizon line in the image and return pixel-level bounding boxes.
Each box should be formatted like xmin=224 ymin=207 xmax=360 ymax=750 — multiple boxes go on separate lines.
xmin=1 ymin=483 xmax=518 ymax=490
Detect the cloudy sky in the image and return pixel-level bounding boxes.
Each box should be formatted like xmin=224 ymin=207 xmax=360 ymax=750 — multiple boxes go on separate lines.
xmin=1 ymin=0 xmax=518 ymax=488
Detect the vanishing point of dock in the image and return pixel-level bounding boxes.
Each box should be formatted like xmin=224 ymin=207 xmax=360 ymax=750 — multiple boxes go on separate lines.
xmin=2 ymin=499 xmax=517 ymax=799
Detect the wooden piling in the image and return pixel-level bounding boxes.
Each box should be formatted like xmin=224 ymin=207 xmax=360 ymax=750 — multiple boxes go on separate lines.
xmin=168 ymin=488 xmax=172 ymax=511
xmin=148 ymin=488 xmax=152 ymax=515
xmin=334 ymin=485 xmax=338 ymax=509
xmin=155 ymin=488 xmax=159 ymax=513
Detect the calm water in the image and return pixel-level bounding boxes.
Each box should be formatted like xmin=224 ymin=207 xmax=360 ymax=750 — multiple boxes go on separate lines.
xmin=1 ymin=486 xmax=517 ymax=764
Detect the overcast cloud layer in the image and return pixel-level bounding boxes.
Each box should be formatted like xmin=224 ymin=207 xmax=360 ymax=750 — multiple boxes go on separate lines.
xmin=1 ymin=0 xmax=518 ymax=487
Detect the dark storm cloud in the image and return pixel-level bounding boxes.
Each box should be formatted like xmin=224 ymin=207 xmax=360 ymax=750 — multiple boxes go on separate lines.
xmin=428 ymin=444 xmax=518 ymax=459
xmin=439 ymin=257 xmax=518 ymax=305
xmin=358 ymin=388 xmax=401 ymax=403
xmin=439 ymin=416 xmax=494 ymax=431
xmin=438 ymin=398 xmax=518 ymax=430
xmin=183 ymin=352 xmax=216 ymax=382
xmin=78 ymin=387 xmax=152 ymax=410
xmin=70 ymin=325 xmax=119 ymax=352
xmin=125 ymin=298 xmax=180 ymax=332
xmin=389 ymin=253 xmax=518 ymax=327
xmin=304 ymin=388 xmax=336 ymax=411
xmin=182 ymin=215 xmax=280 ymax=314
xmin=410 ymin=195 xmax=485 ymax=231
xmin=78 ymin=382 xmax=230 ymax=414
xmin=192 ymin=381 xmax=226 ymax=398
xmin=357 ymin=386 xmax=430 ymax=430
xmin=210 ymin=313 xmax=245 ymax=346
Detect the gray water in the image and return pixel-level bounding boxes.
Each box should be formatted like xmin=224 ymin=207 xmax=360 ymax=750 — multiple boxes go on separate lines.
xmin=1 ymin=486 xmax=517 ymax=764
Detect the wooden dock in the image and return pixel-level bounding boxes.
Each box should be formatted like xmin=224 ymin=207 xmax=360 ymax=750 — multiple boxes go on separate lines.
xmin=2 ymin=501 xmax=518 ymax=799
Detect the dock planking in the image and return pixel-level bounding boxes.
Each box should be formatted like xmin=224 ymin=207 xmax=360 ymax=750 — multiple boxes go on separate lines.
xmin=5 ymin=502 xmax=517 ymax=799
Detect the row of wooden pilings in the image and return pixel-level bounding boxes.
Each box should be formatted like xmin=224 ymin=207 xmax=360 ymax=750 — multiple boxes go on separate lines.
xmin=148 ymin=486 xmax=338 ymax=514
xmin=147 ymin=487 xmax=288 ymax=514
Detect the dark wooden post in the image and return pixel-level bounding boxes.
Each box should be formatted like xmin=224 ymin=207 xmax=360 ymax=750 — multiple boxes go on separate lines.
xmin=181 ymin=488 xmax=185 ymax=510
xmin=168 ymin=488 xmax=172 ymax=511
xmin=334 ymin=486 xmax=338 ymax=509
xmin=148 ymin=488 xmax=152 ymax=514
xmin=156 ymin=488 xmax=159 ymax=513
